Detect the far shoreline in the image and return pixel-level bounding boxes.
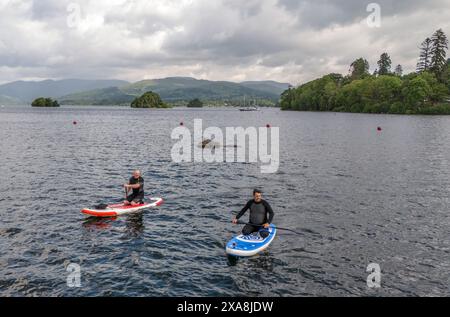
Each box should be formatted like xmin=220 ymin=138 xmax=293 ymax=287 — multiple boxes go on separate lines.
xmin=280 ymin=108 xmax=450 ymax=116
xmin=4 ymin=104 xmax=450 ymax=116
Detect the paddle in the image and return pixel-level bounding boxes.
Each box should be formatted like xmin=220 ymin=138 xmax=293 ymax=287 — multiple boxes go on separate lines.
xmin=97 ymin=182 xmax=128 ymax=209
xmin=234 ymin=220 xmax=302 ymax=235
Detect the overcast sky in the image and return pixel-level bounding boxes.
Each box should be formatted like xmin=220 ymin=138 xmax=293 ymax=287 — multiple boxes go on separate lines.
xmin=0 ymin=0 xmax=449 ymax=85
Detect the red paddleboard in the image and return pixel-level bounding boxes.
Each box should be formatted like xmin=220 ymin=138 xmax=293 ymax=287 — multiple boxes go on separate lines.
xmin=81 ymin=197 xmax=164 ymax=217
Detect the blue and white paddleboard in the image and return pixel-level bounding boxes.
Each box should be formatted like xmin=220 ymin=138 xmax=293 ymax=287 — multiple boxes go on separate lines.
xmin=226 ymin=224 xmax=277 ymax=257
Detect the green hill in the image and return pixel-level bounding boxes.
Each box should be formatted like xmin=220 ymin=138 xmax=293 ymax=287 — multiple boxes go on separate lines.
xmin=60 ymin=77 xmax=287 ymax=106
xmin=61 ymin=87 xmax=135 ymax=105
xmin=240 ymin=81 xmax=291 ymax=95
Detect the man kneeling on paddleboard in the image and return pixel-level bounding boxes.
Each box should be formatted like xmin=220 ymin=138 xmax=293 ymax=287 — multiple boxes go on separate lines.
xmin=123 ymin=170 xmax=145 ymax=206
xmin=232 ymin=189 xmax=274 ymax=238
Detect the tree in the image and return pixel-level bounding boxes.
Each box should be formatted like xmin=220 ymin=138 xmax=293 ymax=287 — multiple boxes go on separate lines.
xmin=131 ymin=91 xmax=170 ymax=108
xmin=31 ymin=97 xmax=60 ymax=107
xmin=371 ymin=75 xmax=402 ymax=102
xmin=394 ymin=64 xmax=403 ymax=76
xmin=187 ymin=98 xmax=204 ymax=108
xmin=349 ymin=58 xmax=370 ymax=80
xmin=401 ymin=76 xmax=431 ymax=110
xmin=335 ymin=79 xmax=369 ymax=112
xmin=430 ymin=29 xmax=449 ymax=80
xmin=419 ymin=71 xmax=448 ymax=104
xmin=377 ymin=53 xmax=392 ymax=75
xmin=417 ymin=38 xmax=432 ymax=72
xmin=445 ymin=58 xmax=450 ymax=91
xmin=280 ymin=86 xmax=295 ymax=110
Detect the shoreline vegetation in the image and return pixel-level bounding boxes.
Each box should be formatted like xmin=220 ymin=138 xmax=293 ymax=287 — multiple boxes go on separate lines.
xmin=187 ymin=98 xmax=204 ymax=108
xmin=281 ymin=29 xmax=450 ymax=115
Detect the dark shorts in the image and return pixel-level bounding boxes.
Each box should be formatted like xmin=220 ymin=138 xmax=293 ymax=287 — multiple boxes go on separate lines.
xmin=127 ymin=193 xmax=144 ymax=203
xmin=242 ymin=224 xmax=270 ymax=238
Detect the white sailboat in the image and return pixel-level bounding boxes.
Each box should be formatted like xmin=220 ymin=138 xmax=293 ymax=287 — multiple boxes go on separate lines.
xmin=239 ymin=97 xmax=260 ymax=111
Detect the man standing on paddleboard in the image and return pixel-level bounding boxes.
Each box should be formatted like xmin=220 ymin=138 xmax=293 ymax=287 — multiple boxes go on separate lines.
xmin=232 ymin=189 xmax=274 ymax=238
xmin=123 ymin=170 xmax=145 ymax=206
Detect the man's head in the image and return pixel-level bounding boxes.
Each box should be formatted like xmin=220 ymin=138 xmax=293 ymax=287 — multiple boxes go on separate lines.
xmin=132 ymin=170 xmax=141 ymax=179
xmin=253 ymin=189 xmax=262 ymax=202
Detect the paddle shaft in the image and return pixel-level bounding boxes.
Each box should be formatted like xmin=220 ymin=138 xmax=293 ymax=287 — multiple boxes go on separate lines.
xmin=125 ymin=185 xmax=129 ymax=200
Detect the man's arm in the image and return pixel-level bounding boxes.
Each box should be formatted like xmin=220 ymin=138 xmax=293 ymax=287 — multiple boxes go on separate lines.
xmin=127 ymin=183 xmax=142 ymax=189
xmin=235 ymin=200 xmax=253 ymax=220
xmin=124 ymin=182 xmax=141 ymax=194
xmin=126 ymin=178 xmax=143 ymax=190
xmin=262 ymin=200 xmax=274 ymax=223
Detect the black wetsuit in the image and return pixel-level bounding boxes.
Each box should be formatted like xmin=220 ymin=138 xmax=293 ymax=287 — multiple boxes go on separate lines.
xmin=236 ymin=199 xmax=274 ymax=238
xmin=127 ymin=176 xmax=144 ymax=203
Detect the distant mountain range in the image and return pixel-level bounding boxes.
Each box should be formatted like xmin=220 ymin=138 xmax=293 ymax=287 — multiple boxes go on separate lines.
xmin=0 ymin=79 xmax=129 ymax=104
xmin=0 ymin=77 xmax=290 ymax=106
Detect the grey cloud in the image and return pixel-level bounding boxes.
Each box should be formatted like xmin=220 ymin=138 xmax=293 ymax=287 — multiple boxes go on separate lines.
xmin=0 ymin=0 xmax=449 ymax=84
xmin=277 ymin=0 xmax=449 ymax=29
xmin=223 ymin=0 xmax=264 ymax=18
xmin=31 ymin=0 xmax=67 ymax=20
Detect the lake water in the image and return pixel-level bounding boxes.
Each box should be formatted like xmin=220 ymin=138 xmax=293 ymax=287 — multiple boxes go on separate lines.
xmin=0 ymin=106 xmax=449 ymax=296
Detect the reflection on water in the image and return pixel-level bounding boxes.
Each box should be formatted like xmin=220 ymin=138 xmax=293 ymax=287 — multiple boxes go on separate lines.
xmin=124 ymin=213 xmax=145 ymax=238
xmin=227 ymin=255 xmax=239 ymax=267
xmin=227 ymin=253 xmax=275 ymax=272
xmin=82 ymin=217 xmax=118 ymax=230
xmin=82 ymin=213 xmax=144 ymax=238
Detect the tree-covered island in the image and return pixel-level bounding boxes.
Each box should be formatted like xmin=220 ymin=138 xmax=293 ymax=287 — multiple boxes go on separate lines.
xmin=31 ymin=97 xmax=60 ymax=107
xmin=131 ymin=91 xmax=171 ymax=108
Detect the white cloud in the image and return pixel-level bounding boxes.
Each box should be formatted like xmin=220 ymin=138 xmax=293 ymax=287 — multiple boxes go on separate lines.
xmin=0 ymin=0 xmax=449 ymax=84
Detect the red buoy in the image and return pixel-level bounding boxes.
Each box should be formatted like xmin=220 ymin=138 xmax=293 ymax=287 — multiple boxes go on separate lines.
xmin=377 ymin=127 xmax=382 ymax=132
xmin=266 ymin=124 xmax=271 ymax=128
xmin=73 ymin=121 xmax=77 ymax=125
xmin=180 ymin=122 xmax=184 ymax=126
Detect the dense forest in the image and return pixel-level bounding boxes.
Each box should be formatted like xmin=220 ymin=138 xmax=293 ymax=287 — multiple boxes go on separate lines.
xmin=281 ymin=29 xmax=450 ymax=114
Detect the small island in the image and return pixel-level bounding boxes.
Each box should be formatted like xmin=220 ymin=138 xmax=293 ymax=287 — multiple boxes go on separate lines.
xmin=131 ymin=91 xmax=171 ymax=108
xmin=281 ymin=29 xmax=450 ymax=115
xmin=31 ymin=97 xmax=60 ymax=108
xmin=187 ymin=98 xmax=204 ymax=108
